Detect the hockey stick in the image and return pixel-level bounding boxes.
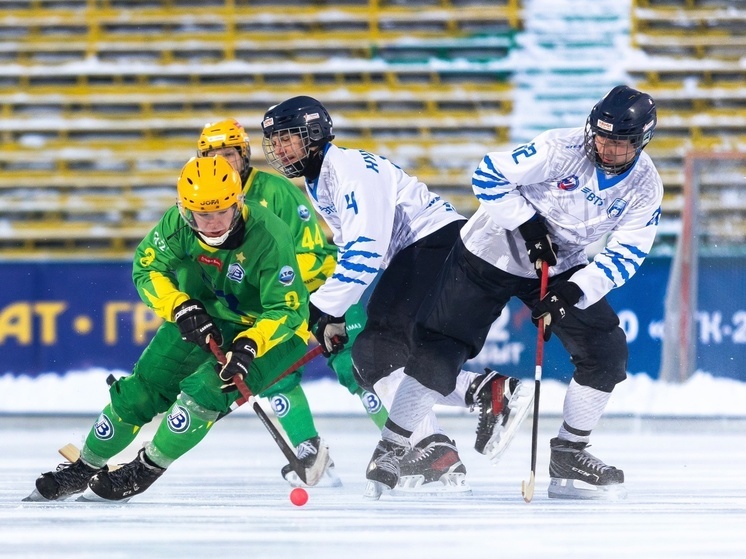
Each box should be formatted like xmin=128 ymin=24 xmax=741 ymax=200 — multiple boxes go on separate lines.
xmin=521 ymin=260 xmax=550 ymax=503
xmin=210 ymin=338 xmax=324 ymax=484
xmin=59 ymin=341 xmax=324 ymax=483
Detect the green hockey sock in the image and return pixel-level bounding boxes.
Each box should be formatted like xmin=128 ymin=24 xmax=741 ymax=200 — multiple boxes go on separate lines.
xmin=357 ymin=389 xmax=389 ymax=430
xmin=81 ymin=403 xmax=141 ymax=468
xmin=147 ymin=392 xmax=220 ymax=468
xmin=269 ymin=384 xmax=318 ymax=447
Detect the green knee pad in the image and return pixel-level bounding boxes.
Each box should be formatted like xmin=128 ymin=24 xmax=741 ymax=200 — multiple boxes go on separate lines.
xmin=148 ymin=392 xmax=220 ymax=468
xmin=264 ymin=383 xmax=318 ymax=447
xmin=82 ymin=403 xmax=141 ymax=467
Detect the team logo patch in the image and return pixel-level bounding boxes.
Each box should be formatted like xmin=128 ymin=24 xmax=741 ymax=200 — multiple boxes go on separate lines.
xmin=297 ymin=205 xmax=310 ymax=221
xmin=607 ymin=198 xmax=628 ymax=219
xmin=166 ymin=405 xmax=190 ymax=433
xmin=198 ymin=254 xmax=223 ymax=271
xmin=557 ymin=175 xmax=579 ymax=191
xmin=227 ymin=262 xmax=245 ymax=282
xmin=361 ymin=391 xmax=383 ymax=415
xmin=93 ymin=413 xmax=114 ymax=441
xmin=278 ymin=265 xmax=295 ymax=286
xmin=271 ymin=395 xmax=291 ymax=418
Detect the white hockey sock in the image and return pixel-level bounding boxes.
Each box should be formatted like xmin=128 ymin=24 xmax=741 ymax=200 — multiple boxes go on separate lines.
xmin=375 ymin=368 xmax=444 ymax=442
xmin=384 ymin=374 xmax=440 ymax=445
xmin=558 ymin=379 xmax=612 ymax=443
xmin=373 ymin=367 xmax=405 ymax=411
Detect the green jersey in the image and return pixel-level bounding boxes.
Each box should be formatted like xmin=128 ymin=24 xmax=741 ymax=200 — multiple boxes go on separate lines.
xmin=243 ymin=168 xmax=336 ymax=292
xmin=133 ymin=201 xmax=310 ymax=358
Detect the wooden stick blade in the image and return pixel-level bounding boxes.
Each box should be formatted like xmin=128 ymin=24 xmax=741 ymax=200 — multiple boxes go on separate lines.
xmin=58 ymin=443 xmax=81 ymax=463
xmin=522 ymin=472 xmax=535 ymax=503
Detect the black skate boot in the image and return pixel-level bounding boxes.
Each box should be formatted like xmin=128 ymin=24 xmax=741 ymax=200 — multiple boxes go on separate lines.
xmin=363 ymin=439 xmax=408 ymax=500
xmin=548 ymin=437 xmax=626 ymax=500
xmin=396 ymin=434 xmax=471 ymax=496
xmin=280 ymin=436 xmax=338 ymax=488
xmin=81 ymin=448 xmax=165 ymax=502
xmin=24 ymin=459 xmax=103 ymax=502
xmin=466 ymin=368 xmax=533 ymax=463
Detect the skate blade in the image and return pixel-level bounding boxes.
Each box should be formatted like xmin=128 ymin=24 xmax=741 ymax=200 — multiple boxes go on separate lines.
xmin=485 ymin=386 xmax=534 ymax=465
xmin=284 ymin=468 xmax=343 ymax=489
xmin=548 ymin=477 xmax=627 ymax=501
xmin=362 ymin=480 xmax=390 ymax=501
xmin=393 ymin=473 xmax=472 ymax=498
xmin=76 ymin=487 xmax=132 ymax=504
xmin=22 ymin=488 xmax=83 ymax=502
xmin=22 ymin=488 xmax=51 ymax=502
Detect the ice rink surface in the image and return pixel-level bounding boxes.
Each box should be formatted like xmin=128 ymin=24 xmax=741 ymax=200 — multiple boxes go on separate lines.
xmin=2 ymin=413 xmax=745 ymax=559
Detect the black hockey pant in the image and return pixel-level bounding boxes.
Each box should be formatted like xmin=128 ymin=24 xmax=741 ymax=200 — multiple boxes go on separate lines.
xmin=405 ymin=237 xmax=628 ymax=396
xmin=352 ymin=220 xmax=465 ymax=390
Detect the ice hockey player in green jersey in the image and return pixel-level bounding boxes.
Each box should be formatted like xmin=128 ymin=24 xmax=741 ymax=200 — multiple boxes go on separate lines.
xmin=194 ymin=119 xmax=389 ymax=487
xmin=25 ymin=155 xmax=324 ymax=502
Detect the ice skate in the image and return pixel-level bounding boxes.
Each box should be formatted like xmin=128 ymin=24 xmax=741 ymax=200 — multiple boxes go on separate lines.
xmin=393 ymin=434 xmax=471 ymax=497
xmin=547 ymin=437 xmax=627 ymax=500
xmin=24 ymin=458 xmax=102 ymax=502
xmin=466 ymin=368 xmax=533 ymax=464
xmin=79 ymin=447 xmax=165 ymax=502
xmin=363 ymin=438 xmax=408 ymax=501
xmin=280 ymin=436 xmax=338 ymax=488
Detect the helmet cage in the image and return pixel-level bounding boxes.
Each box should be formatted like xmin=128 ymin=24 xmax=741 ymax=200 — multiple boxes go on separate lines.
xmin=583 ymin=118 xmax=653 ymax=175
xmin=262 ymin=126 xmax=314 ymax=178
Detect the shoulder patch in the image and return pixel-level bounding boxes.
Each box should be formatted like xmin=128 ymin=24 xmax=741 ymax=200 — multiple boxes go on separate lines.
xmin=278 ymin=265 xmax=295 ymax=286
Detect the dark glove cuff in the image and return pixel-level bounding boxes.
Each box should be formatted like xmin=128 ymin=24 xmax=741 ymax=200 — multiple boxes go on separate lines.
xmin=517 ymin=214 xmax=547 ymax=241
xmin=173 ymin=298 xmax=204 ymax=322
xmin=556 ymin=282 xmax=584 ymax=306
xmin=232 ymin=338 xmax=258 ymax=358
xmin=326 ymin=313 xmax=345 ymax=324
xmin=308 ymin=302 xmax=322 ymax=329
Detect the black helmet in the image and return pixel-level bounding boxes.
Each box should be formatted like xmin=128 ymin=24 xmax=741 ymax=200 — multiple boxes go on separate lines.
xmin=584 ymin=85 xmax=657 ymax=174
xmin=261 ymin=96 xmax=335 ymax=178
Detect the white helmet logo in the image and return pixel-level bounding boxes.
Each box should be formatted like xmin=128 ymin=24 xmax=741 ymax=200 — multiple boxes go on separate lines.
xmin=596 ymin=119 xmax=613 ymax=132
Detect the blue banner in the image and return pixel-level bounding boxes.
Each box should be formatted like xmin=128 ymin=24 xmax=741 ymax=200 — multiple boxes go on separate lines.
xmin=0 ymin=258 xmax=744 ymax=381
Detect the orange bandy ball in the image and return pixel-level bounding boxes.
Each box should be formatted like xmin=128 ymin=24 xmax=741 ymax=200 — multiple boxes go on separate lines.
xmin=290 ymin=487 xmax=308 ymax=506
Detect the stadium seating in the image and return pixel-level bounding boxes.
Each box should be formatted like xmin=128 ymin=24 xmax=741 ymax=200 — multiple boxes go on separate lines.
xmin=0 ymin=0 xmax=520 ymax=257
xmin=629 ymin=0 xmax=746 ymax=249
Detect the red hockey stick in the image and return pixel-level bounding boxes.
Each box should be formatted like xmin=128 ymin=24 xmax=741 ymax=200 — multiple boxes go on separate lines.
xmin=210 ymin=338 xmax=324 ymax=484
xmin=522 ymin=260 xmax=550 ymax=503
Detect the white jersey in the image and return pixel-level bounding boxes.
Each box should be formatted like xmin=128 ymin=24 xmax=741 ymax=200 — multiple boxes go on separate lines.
xmin=462 ymin=127 xmax=663 ymax=309
xmin=307 ymin=143 xmax=465 ymax=317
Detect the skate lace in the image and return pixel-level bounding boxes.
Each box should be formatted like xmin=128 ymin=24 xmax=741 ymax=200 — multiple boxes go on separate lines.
xmin=108 ymin=461 xmax=149 ymax=491
xmin=575 ymin=449 xmax=611 ymax=473
xmin=375 ymin=450 xmax=400 ymax=475
xmin=296 ymin=440 xmax=318 ymax=461
xmin=54 ymin=461 xmax=96 ymax=488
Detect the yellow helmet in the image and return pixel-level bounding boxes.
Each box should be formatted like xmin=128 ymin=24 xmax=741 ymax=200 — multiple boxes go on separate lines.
xmin=197 ymin=119 xmax=251 ymax=182
xmin=176 ymin=155 xmax=245 ymax=246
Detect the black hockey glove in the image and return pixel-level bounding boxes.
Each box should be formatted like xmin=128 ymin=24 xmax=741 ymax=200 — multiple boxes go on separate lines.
xmin=173 ymin=299 xmax=223 ymax=352
xmin=216 ymin=338 xmax=257 ymax=393
xmin=531 ymin=282 xmax=583 ymax=342
xmin=518 ymin=215 xmax=558 ymax=276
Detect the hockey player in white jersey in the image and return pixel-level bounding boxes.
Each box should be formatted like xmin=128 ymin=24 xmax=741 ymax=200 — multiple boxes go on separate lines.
xmin=260 ymin=96 xmax=531 ymax=498
xmin=369 ymin=85 xmax=663 ymax=500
